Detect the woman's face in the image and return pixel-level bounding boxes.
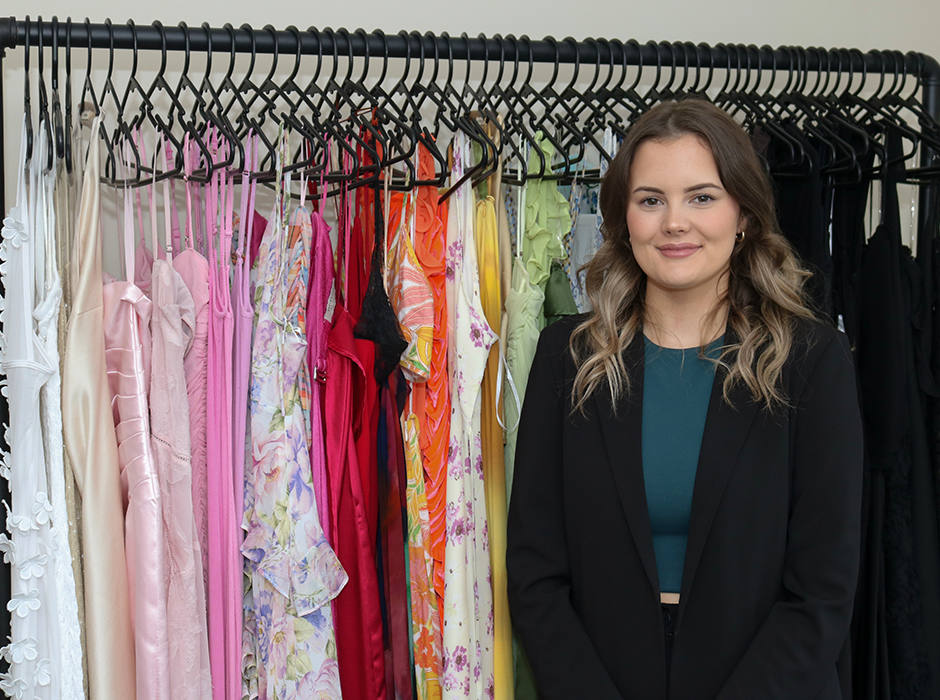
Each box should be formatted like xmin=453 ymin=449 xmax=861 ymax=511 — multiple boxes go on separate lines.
xmin=625 ymin=134 xmax=744 ymax=302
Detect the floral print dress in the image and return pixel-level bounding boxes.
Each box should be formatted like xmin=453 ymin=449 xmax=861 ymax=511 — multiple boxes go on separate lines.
xmin=242 ymin=134 xmax=348 ymax=700
xmin=442 ymin=131 xmax=497 ymax=700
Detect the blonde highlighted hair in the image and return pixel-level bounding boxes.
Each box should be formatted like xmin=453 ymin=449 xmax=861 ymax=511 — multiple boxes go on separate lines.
xmin=570 ymin=98 xmax=815 ymax=414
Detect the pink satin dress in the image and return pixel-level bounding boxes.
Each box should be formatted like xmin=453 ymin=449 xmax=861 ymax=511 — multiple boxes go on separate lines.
xmin=102 ymin=276 xmax=171 ymax=700
xmin=173 ymin=249 xmax=211 ymax=591
xmin=174 ymin=145 xmax=212 ymax=597
xmin=150 ymin=258 xmax=213 ymax=700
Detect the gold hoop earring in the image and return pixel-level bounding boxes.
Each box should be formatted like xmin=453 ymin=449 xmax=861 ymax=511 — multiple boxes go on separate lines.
xmin=735 ymin=230 xmax=745 ymax=242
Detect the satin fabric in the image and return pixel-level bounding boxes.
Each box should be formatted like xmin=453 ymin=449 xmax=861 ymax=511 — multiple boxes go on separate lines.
xmin=325 ymin=304 xmax=388 ymax=700
xmin=55 ymin=128 xmax=90 ymax=699
xmin=174 ymin=249 xmax=211 ymax=595
xmin=307 ymin=209 xmax=334 ymax=543
xmin=102 ymin=278 xmax=171 ymax=700
xmin=62 ymin=120 xmax=137 ymax=700
xmin=205 ymin=167 xmax=241 ymax=700
xmin=475 ymin=196 xmax=513 ymax=700
xmin=150 ymin=259 xmax=214 ymax=700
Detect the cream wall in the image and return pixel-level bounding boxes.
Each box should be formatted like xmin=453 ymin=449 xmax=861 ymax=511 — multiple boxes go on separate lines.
xmin=3 ymin=0 xmax=940 ymax=207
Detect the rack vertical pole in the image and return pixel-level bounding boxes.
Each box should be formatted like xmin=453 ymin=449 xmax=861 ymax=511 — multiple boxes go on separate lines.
xmin=918 ymin=56 xmax=940 ymax=259
xmin=0 ymin=37 xmax=10 ymax=675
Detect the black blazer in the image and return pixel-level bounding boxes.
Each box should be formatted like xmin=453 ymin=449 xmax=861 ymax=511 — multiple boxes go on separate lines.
xmin=507 ymin=315 xmax=863 ymax=700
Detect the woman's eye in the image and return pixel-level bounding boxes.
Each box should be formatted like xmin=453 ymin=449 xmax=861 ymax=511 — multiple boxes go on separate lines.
xmin=693 ymin=194 xmax=715 ymax=204
xmin=640 ymin=197 xmax=661 ymax=207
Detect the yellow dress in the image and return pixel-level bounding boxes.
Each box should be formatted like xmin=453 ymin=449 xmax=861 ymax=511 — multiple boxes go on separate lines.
xmin=476 ymin=194 xmax=513 ymax=700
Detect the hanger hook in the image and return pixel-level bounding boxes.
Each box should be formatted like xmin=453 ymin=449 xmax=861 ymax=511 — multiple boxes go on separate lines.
xmin=646 ymin=40 xmax=662 ymax=95
xmin=152 ymin=20 xmax=167 ymax=81
xmin=399 ymin=29 xmax=414 ymax=85
xmin=286 ymin=25 xmax=302 ymax=84
xmin=105 ymin=18 xmax=115 ymax=87
xmin=337 ymin=27 xmax=355 ymax=84
xmin=461 ymin=32 xmax=473 ymax=91
xmin=476 ymin=33 xmax=490 ymax=95
xmin=372 ymin=28 xmax=389 ymax=90
xmin=177 ymin=21 xmax=191 ymax=79
xmin=201 ymin=21 xmax=213 ymax=83
xmin=544 ymin=35 xmax=560 ymax=93
xmin=520 ymin=34 xmax=535 ymax=89
xmin=319 ymin=27 xmax=337 ymax=87
xmin=354 ymin=28 xmax=371 ymax=85
xmin=262 ymin=25 xmax=279 ymax=86
xmin=221 ymin=23 xmax=237 ymax=86
xmin=505 ymin=34 xmax=520 ymax=92
xmin=760 ymin=45 xmax=777 ymax=97
xmin=492 ymin=33 xmax=506 ymax=91
xmin=561 ymin=36 xmax=580 ymax=96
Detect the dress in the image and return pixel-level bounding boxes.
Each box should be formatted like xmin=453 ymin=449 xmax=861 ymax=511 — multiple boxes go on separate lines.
xmin=102 ymin=273 xmax=171 ymax=700
xmin=475 ymin=196 xmax=513 ymax=700
xmin=36 ymin=139 xmax=85 ymax=700
xmin=242 ymin=148 xmax=347 ymax=699
xmin=503 ymin=188 xmax=543 ymax=501
xmin=323 ymin=180 xmax=387 ymax=700
xmin=307 ymin=209 xmax=334 ymax=543
xmin=387 ymin=192 xmax=441 ymax=700
xmin=412 ymin=145 xmax=451 ymax=611
xmin=442 ymin=132 xmax=497 ymax=700
xmin=0 ymin=121 xmax=61 ymax=700
xmin=150 ymin=259 xmax=214 ymax=700
xmin=174 ymin=146 xmax=212 ymax=599
xmin=205 ymin=166 xmax=241 ymax=700
xmin=55 ymin=124 xmax=90 ymax=699
xmin=61 ymin=115 xmax=138 ymax=700
xmin=173 ymin=247 xmax=210 ymax=591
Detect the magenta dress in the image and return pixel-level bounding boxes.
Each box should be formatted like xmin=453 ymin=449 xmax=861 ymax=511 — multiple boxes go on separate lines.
xmin=206 ymin=165 xmax=242 ymax=700
xmin=102 ymin=275 xmax=171 ymax=700
xmin=307 ymin=208 xmax=335 ymax=542
xmin=231 ymin=142 xmax=258 ymax=700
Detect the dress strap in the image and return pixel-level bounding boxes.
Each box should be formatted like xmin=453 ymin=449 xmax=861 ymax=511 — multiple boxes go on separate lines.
xmin=121 ymin=140 xmax=135 ymax=283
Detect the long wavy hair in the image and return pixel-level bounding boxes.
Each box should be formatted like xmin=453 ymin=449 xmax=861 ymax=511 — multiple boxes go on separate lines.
xmin=570 ymin=98 xmax=815 ymax=414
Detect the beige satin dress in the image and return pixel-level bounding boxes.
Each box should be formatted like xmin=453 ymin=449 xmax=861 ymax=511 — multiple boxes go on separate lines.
xmin=62 ymin=121 xmax=137 ymax=700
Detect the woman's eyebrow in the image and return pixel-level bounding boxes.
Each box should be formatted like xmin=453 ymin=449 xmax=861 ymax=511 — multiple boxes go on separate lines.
xmin=631 ymin=183 xmax=723 ymax=195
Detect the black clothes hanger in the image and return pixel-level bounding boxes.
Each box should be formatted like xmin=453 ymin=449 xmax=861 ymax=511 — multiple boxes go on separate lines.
xmin=36 ymin=17 xmax=54 ymax=174
xmin=51 ymin=16 xmax=64 ymax=166
xmin=64 ymin=17 xmax=74 ymax=174
xmin=23 ymin=16 xmax=34 ymax=169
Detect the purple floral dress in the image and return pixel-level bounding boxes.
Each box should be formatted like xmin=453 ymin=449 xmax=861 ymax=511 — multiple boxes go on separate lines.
xmin=442 ymin=131 xmax=497 ymax=699
xmin=241 ymin=138 xmax=348 ymax=700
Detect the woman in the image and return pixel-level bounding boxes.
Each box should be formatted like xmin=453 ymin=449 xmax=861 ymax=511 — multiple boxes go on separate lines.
xmin=506 ymin=99 xmax=863 ymax=700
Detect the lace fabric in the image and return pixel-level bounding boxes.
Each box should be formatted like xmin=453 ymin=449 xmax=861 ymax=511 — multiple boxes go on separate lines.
xmin=35 ymin=153 xmax=85 ymax=700
xmin=0 ymin=119 xmax=62 ymax=700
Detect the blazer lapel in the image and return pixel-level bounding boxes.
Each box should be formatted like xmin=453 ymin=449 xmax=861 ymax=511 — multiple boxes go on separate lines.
xmin=679 ymin=358 xmax=760 ymax=604
xmin=596 ymin=332 xmax=660 ymax=596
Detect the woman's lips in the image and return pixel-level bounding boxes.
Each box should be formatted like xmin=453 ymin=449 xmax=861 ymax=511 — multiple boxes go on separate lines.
xmin=658 ymin=244 xmax=700 ymax=258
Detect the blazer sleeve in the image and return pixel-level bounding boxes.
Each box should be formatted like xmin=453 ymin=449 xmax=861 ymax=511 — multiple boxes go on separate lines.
xmin=506 ymin=331 xmax=625 ymax=700
xmin=716 ymin=331 xmax=864 ymax=700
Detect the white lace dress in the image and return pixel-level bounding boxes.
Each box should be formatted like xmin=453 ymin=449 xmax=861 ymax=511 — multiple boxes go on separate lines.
xmin=0 ymin=120 xmax=63 ymax=700
xmin=34 ymin=136 xmax=85 ymax=700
